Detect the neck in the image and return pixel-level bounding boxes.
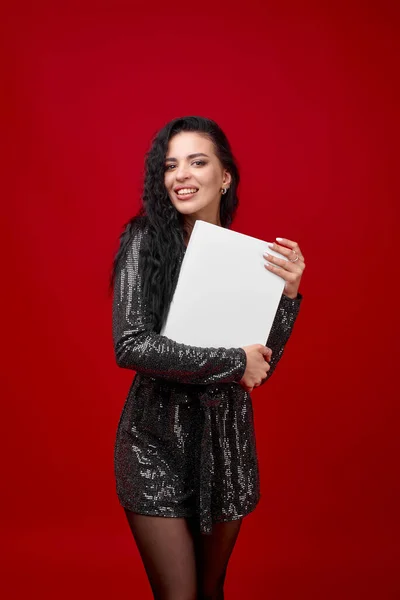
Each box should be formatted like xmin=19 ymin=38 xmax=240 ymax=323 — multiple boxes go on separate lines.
xmin=182 ymin=207 xmax=222 ymax=246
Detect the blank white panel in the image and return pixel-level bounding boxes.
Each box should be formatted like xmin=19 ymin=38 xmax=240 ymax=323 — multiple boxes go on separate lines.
xmin=160 ymin=220 xmax=286 ymax=348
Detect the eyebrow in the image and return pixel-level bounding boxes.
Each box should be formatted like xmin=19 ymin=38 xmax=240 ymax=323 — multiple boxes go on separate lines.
xmin=165 ymin=153 xmax=210 ymax=162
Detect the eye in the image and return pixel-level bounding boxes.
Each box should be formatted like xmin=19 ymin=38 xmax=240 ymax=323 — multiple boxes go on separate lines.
xmin=164 ymin=160 xmax=207 ymax=171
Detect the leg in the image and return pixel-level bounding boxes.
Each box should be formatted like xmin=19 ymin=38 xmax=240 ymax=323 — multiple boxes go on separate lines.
xmin=190 ymin=518 xmax=243 ymax=600
xmin=124 ymin=509 xmax=197 ymax=600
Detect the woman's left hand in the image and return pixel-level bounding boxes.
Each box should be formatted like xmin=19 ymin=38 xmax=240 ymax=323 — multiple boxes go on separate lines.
xmin=263 ymin=237 xmax=306 ymax=299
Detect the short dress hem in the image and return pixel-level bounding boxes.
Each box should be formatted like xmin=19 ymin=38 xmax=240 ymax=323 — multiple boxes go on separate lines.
xmin=119 ymin=494 xmax=261 ymax=527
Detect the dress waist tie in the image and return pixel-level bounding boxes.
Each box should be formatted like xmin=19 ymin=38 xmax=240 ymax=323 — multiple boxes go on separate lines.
xmin=198 ymin=388 xmax=225 ymax=535
xmin=157 ymin=378 xmax=225 ymax=536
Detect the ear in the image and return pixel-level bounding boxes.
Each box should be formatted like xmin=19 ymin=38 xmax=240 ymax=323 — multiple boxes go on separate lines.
xmin=222 ymin=170 xmax=232 ymax=187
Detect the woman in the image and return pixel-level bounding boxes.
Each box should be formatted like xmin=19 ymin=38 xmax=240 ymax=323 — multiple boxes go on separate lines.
xmin=110 ymin=116 xmax=305 ymax=599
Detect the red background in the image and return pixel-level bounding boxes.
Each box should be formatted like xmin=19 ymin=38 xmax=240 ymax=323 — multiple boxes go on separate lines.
xmin=2 ymin=1 xmax=398 ymax=598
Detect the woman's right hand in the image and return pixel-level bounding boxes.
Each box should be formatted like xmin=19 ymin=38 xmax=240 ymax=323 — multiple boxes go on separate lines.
xmin=239 ymin=344 xmax=272 ymax=393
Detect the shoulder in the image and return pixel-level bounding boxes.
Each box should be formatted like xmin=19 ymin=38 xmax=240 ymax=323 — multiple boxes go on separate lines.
xmin=127 ymin=215 xmax=150 ymax=251
xmin=131 ymin=214 xmax=149 ymax=235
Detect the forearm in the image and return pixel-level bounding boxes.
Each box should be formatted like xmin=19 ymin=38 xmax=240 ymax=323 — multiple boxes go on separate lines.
xmin=112 ymin=221 xmax=247 ymax=385
xmin=261 ymin=292 xmax=303 ymax=383
xmin=114 ymin=327 xmax=247 ymax=385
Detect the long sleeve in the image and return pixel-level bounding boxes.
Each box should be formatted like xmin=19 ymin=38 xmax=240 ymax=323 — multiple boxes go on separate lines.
xmin=261 ymin=292 xmax=303 ymax=384
xmin=112 ymin=220 xmax=247 ymax=385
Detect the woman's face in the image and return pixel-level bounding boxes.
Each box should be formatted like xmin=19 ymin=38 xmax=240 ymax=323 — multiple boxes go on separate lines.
xmin=164 ymin=132 xmax=231 ymax=224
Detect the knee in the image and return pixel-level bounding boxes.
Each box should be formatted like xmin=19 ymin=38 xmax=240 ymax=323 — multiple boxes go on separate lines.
xmin=198 ymin=590 xmax=223 ymax=600
xmin=155 ymin=590 xmax=197 ymax=600
xmin=199 ymin=571 xmax=226 ymax=599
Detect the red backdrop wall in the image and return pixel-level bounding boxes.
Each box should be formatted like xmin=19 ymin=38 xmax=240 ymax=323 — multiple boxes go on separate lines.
xmin=2 ymin=1 xmax=398 ymax=598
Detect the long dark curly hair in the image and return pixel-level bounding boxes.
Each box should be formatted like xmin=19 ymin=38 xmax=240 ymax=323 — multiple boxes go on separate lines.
xmin=109 ymin=115 xmax=241 ymax=333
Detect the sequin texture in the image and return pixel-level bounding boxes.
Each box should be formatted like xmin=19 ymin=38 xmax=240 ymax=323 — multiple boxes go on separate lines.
xmin=112 ymin=218 xmax=302 ymax=534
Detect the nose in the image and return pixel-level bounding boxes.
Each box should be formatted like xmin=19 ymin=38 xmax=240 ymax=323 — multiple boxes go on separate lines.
xmin=175 ymin=163 xmax=191 ymax=181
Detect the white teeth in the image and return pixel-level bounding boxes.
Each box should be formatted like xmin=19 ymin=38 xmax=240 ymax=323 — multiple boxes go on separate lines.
xmin=176 ymin=188 xmax=198 ymax=195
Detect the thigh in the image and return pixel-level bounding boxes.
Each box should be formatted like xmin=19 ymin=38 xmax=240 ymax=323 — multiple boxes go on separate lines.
xmin=124 ymin=509 xmax=197 ymax=600
xmin=190 ymin=518 xmax=243 ymax=599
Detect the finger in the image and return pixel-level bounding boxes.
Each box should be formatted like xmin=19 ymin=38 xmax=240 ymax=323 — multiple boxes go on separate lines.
xmin=242 ymin=384 xmax=253 ymax=393
xmin=269 ymin=239 xmax=304 ymax=261
xmin=263 ymin=253 xmax=301 ymax=271
xmin=260 ymin=345 xmax=271 ymax=356
xmin=264 ymin=260 xmax=302 ymax=278
xmin=265 ymin=245 xmax=304 ymax=263
xmin=275 ymin=237 xmax=296 ymax=246
xmin=265 ymin=348 xmax=272 ymax=362
xmin=240 ymin=382 xmax=253 ymax=393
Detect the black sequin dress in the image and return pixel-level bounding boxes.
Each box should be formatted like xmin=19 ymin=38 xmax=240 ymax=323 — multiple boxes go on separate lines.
xmin=112 ymin=218 xmax=302 ymax=534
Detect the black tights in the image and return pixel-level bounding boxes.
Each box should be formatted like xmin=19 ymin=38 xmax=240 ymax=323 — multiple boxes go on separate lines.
xmin=124 ymin=508 xmax=243 ymax=600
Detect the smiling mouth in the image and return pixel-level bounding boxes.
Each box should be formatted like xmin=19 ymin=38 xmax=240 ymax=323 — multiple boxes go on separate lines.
xmin=175 ymin=188 xmax=199 ymax=199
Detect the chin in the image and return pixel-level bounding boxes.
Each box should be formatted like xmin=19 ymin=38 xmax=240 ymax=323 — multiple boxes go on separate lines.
xmin=171 ymin=200 xmax=205 ymax=215
xmin=174 ymin=204 xmax=200 ymax=215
